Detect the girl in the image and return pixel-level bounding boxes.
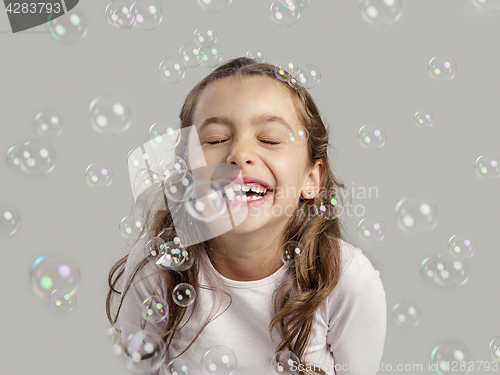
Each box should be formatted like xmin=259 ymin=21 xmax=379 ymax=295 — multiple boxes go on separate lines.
xmin=107 ymin=57 xmax=387 ymax=375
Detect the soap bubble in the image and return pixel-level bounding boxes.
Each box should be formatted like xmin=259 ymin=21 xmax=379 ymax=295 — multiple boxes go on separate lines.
xmin=246 ymin=50 xmax=266 ymax=63
xmin=35 ymin=110 xmax=63 ymax=136
xmin=89 ymin=95 xmax=132 ymax=135
xmin=48 ymin=8 xmax=88 ymax=43
xmin=30 ymin=254 xmax=80 ymax=300
xmin=142 ymin=295 xmax=168 ymax=323
xmin=358 ymin=124 xmax=387 ymax=149
xmin=472 ymin=0 xmax=500 ymax=12
xmin=297 ymin=64 xmax=321 ymax=89
xmin=85 ymin=163 xmax=114 ymax=188
xmin=196 ymin=0 xmax=233 ymax=13
xmin=164 ymin=170 xmax=193 ymax=202
xmin=395 ymin=194 xmax=438 ymax=234
xmin=130 ymin=0 xmax=163 ymax=30
xmin=197 ymin=44 xmax=223 ymax=68
xmin=489 ymin=336 xmax=500 ymax=361
xmin=414 ymin=110 xmax=434 ymax=128
xmin=202 ymin=345 xmax=237 ymax=374
xmin=279 ymin=0 xmax=300 ymax=10
xmin=184 ymin=180 xmax=225 ymax=222
xmin=474 ymin=155 xmax=500 ymax=180
xmin=448 ymin=234 xmax=476 ymax=259
xmin=19 ymin=140 xmax=57 ymax=174
xmin=392 ymin=301 xmax=421 ymax=327
xmin=6 ymin=144 xmax=23 ymax=171
xmin=194 ymin=26 xmax=217 ymax=47
xmin=420 ymin=256 xmax=438 ymax=285
xmin=0 ymin=206 xmax=20 ymax=237
xmin=105 ymin=0 xmax=135 ymax=29
xmin=314 ymin=191 xmax=345 ymax=220
xmin=430 ymin=341 xmax=472 ymax=374
xmin=158 ymin=156 xmax=187 ymax=181
xmin=357 ymin=217 xmax=386 ymax=243
xmin=285 ymin=124 xmax=308 ymax=147
xmin=149 ymin=122 xmax=181 ymax=150
xmin=428 ymin=56 xmax=457 ymax=82
xmin=359 ymin=0 xmax=402 ymax=26
xmin=271 ymin=350 xmax=300 ymax=374
xmin=275 ymin=58 xmax=298 ymax=81
xmin=159 ymin=57 xmax=186 ymax=83
xmin=282 ymin=241 xmax=303 ymax=267
xmin=172 ymin=283 xmax=196 ymax=307
xmin=432 ymin=253 xmax=470 ymax=287
xmin=49 ymin=288 xmax=76 ymax=312
xmin=120 ymin=214 xmax=145 ymax=240
xmin=157 ymin=242 xmax=194 ymax=271
xmin=165 ymin=357 xmax=194 ymax=375
xmin=127 ymin=145 xmax=156 ymax=173
xmin=123 ymin=330 xmax=166 ymax=373
xmin=179 ymin=42 xmax=201 ymax=68
xmin=270 ymin=0 xmax=301 ymax=28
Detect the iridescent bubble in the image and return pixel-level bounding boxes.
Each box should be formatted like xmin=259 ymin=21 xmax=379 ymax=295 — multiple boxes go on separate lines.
xmin=158 ymin=156 xmax=187 ymax=181
xmin=430 ymin=341 xmax=472 ymax=374
xmin=30 ymin=254 xmax=80 ymax=300
xmin=0 ymin=206 xmax=20 ymax=237
xmin=197 ymin=44 xmax=223 ymax=68
xmin=489 ymin=336 xmax=500 ymax=361
xmin=392 ymin=301 xmax=421 ymax=327
xmin=284 ymin=124 xmax=308 ymax=147
xmin=123 ymin=330 xmax=166 ymax=373
xmin=164 ymin=170 xmax=193 ymax=202
xmin=275 ymin=58 xmax=298 ymax=81
xmin=85 ymin=163 xmax=114 ymax=188
xmin=279 ymin=0 xmax=301 ymax=10
xmin=165 ymin=357 xmax=194 ymax=375
xmin=194 ymin=26 xmax=218 ymax=47
xmin=197 ymin=0 xmax=233 ymax=13
xmin=282 ymin=241 xmax=302 ymax=267
xmin=420 ymin=256 xmax=438 ymax=285
xmin=107 ymin=325 xmax=121 ymax=348
xmin=142 ymin=295 xmax=168 ymax=323
xmin=179 ymin=42 xmax=201 ymax=68
xmin=270 ymin=1 xmax=301 ymax=28
xmin=357 ymin=217 xmax=386 ymax=243
xmin=34 ymin=110 xmax=63 ymax=136
xmin=432 ymin=253 xmax=470 ymax=287
xmin=359 ymin=0 xmax=402 ymax=26
xmin=145 ymin=237 xmax=165 ymax=257
xmin=157 ymin=227 xmax=184 ymax=246
xmin=271 ymin=350 xmax=300 ymax=375
xmin=246 ymin=50 xmax=266 ymax=63
xmin=105 ymin=0 xmax=135 ymax=29
xmin=89 ymin=95 xmax=132 ymax=135
xmin=448 ymin=234 xmax=476 ymax=259
xmin=428 ymin=56 xmax=457 ymax=82
xmin=313 ymin=191 xmax=345 ymax=220
xmin=127 ymin=146 xmax=156 ymax=173
xmin=130 ymin=0 xmax=163 ymax=30
xmin=49 ymin=288 xmax=76 ymax=312
xmin=184 ymin=180 xmax=225 ymax=222
xmin=19 ymin=140 xmax=57 ymax=174
xmin=119 ymin=214 xmax=145 ymax=240
xmin=414 ymin=110 xmax=434 ymax=128
xmin=472 ymin=0 xmax=500 ymax=12
xmin=135 ymin=169 xmax=162 ymax=193
xmin=201 ymin=345 xmax=237 ymax=374
xmin=48 ymin=8 xmax=88 ymax=43
xmin=296 ymin=64 xmax=321 ymax=89
xmin=358 ymin=124 xmax=387 ymax=149
xmin=172 ymin=283 xmax=196 ymax=307
xmin=159 ymin=57 xmax=186 ymax=83
xmin=149 ymin=122 xmax=181 ymax=150
xmin=6 ymin=144 xmax=23 ymax=170
xmin=157 ymin=242 xmax=194 ymax=271
xmin=112 ymin=5 xmax=135 ymax=28
xmin=395 ymin=194 xmax=438 ymax=234
xmin=474 ymin=155 xmax=500 ymax=180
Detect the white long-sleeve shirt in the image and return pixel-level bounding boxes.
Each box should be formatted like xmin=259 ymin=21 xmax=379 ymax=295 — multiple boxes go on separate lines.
xmin=119 ymin=236 xmax=387 ymax=375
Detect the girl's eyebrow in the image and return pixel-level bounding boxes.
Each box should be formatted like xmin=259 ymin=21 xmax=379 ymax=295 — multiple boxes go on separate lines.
xmin=197 ymin=114 xmax=293 ymax=133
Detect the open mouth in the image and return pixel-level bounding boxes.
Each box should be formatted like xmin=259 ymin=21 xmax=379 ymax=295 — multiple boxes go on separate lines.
xmin=221 ymin=183 xmax=273 ymax=202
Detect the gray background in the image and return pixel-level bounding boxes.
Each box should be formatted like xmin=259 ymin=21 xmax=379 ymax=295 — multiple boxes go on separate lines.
xmin=1 ymin=0 xmax=499 ymax=374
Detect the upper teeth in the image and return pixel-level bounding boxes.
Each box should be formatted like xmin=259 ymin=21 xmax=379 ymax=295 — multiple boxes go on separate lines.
xmin=231 ymin=184 xmax=267 ymax=193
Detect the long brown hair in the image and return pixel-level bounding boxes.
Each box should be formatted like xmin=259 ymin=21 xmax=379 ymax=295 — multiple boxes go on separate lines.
xmin=107 ymin=57 xmax=354 ymax=375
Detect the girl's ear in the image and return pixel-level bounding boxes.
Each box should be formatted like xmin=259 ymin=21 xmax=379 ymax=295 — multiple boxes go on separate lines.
xmin=302 ymin=161 xmax=324 ymax=199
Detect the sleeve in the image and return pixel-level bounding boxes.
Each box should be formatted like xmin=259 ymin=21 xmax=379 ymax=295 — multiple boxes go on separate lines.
xmin=326 ymin=244 xmax=387 ymax=375
xmin=118 ymin=236 xmax=171 ymax=373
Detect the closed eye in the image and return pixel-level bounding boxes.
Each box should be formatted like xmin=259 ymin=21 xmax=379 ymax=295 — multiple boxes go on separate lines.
xmin=206 ymin=139 xmax=229 ymax=145
xmin=206 ymin=139 xmax=280 ymax=145
xmin=259 ymin=139 xmax=280 ymax=145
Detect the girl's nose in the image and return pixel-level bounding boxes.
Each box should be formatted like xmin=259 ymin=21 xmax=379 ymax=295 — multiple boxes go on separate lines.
xmin=226 ymin=141 xmax=254 ymax=167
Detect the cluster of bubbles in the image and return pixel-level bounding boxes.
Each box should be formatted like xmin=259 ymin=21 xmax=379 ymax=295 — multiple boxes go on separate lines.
xmin=159 ymin=27 xmax=222 ymax=84
xmin=30 ymin=254 xmax=80 ymax=312
xmin=105 ymin=0 xmax=163 ymax=31
xmin=269 ymin=0 xmax=310 ymax=28
xmin=48 ymin=8 xmax=88 ymax=43
xmin=419 ymin=234 xmax=475 ymax=288
xmin=274 ymin=57 xmax=321 ymax=89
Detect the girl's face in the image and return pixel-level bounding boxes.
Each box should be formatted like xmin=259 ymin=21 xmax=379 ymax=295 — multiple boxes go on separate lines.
xmin=191 ymin=76 xmax=320 ymax=235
